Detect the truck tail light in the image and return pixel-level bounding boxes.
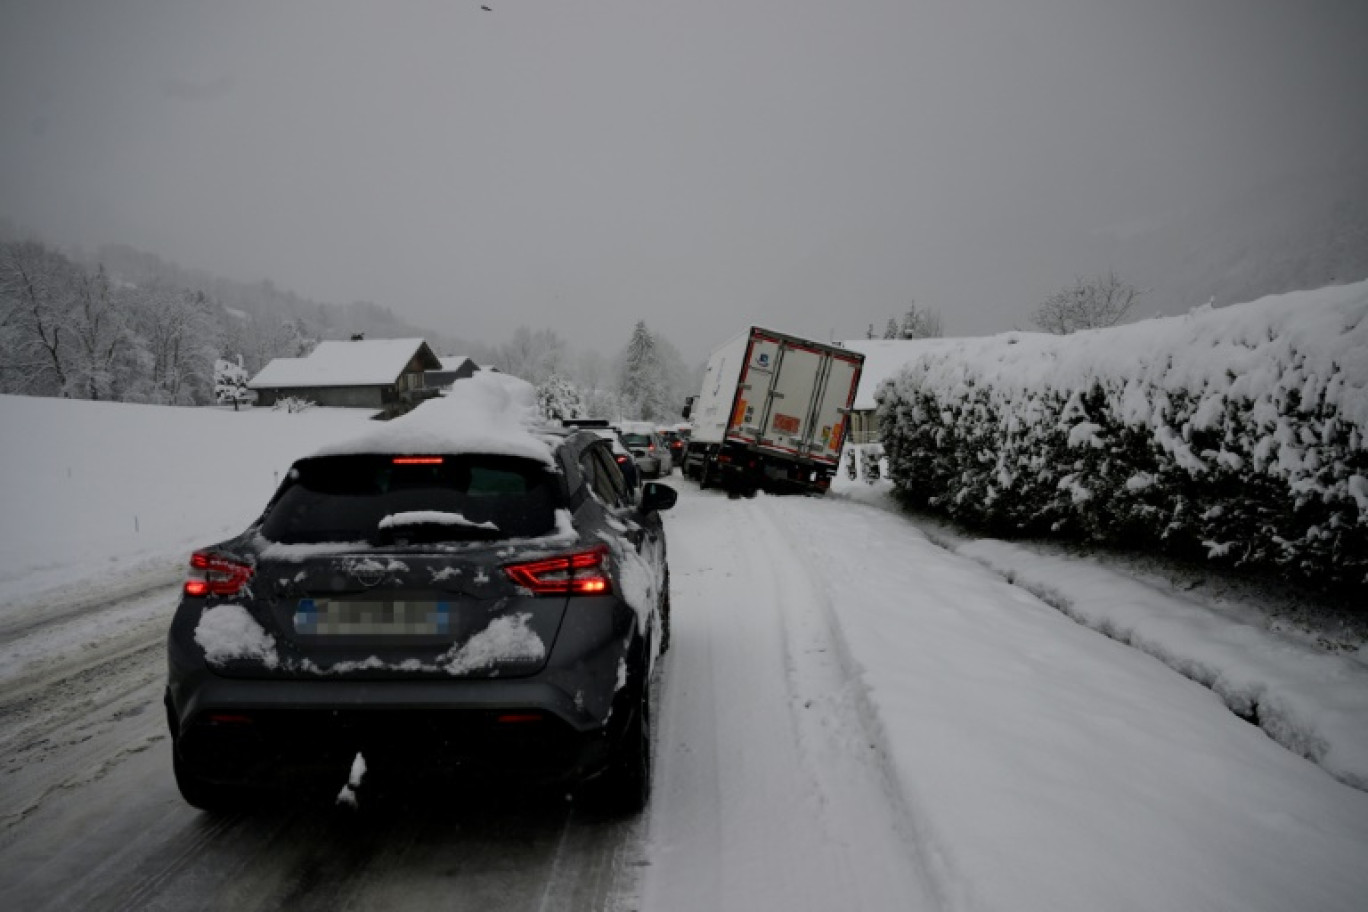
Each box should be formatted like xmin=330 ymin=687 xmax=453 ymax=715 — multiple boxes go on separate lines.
xmin=184 ymin=551 xmax=254 ymax=597
xmin=503 ymin=545 xmax=612 ymax=596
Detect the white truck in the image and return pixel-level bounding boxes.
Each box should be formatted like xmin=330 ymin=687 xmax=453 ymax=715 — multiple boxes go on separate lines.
xmin=681 ymin=327 xmax=864 ymax=495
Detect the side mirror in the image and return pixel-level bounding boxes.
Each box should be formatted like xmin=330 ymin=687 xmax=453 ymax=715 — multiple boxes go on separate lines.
xmin=639 ymin=482 xmax=678 ymax=513
xmin=681 ymin=396 xmax=695 ymax=420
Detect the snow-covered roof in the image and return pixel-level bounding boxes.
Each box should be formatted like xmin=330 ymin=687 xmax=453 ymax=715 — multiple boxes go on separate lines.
xmin=309 ymin=371 xmax=558 ymax=464
xmin=434 ymin=355 xmax=476 ymax=371
xmin=842 ymin=338 xmax=960 ymax=410
xmin=249 ymin=338 xmax=440 ymax=389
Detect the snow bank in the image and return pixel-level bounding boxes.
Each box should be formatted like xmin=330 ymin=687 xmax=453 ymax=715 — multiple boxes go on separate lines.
xmin=877 ymin=281 xmax=1368 ymax=588
xmin=765 ymin=493 xmax=1368 ymax=912
xmin=956 ymin=538 xmax=1368 ymax=791
xmin=310 ymin=371 xmax=557 ymax=464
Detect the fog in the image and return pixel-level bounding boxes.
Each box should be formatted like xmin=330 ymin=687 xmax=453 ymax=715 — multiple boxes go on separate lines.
xmin=3 ymin=0 xmax=1365 ymax=361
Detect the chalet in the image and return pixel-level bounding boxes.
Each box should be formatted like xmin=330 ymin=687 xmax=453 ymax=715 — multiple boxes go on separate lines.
xmin=248 ymin=338 xmax=443 ymax=409
xmin=840 ymin=338 xmax=949 ymax=444
xmin=423 ymin=355 xmax=481 ymax=390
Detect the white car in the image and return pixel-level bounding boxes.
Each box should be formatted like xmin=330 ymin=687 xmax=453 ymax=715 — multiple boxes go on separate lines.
xmin=617 ymin=421 xmax=673 ymax=479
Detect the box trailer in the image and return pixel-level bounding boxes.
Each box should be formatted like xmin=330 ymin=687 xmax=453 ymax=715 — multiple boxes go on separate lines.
xmin=681 ymin=327 xmax=864 ymax=495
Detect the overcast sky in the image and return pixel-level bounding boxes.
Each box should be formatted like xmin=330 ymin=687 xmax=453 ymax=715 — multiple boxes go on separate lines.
xmin=3 ymin=0 xmax=1365 ymax=361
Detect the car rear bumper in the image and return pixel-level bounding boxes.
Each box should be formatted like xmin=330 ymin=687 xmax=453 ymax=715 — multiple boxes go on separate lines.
xmin=166 ymin=674 xmax=632 ymax=789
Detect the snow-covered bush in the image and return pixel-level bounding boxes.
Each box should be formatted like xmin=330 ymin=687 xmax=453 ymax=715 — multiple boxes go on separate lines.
xmin=214 ymin=356 xmax=251 ymax=408
xmin=273 ymin=395 xmax=315 ymax=414
xmin=878 ymin=282 xmax=1368 ymax=590
xmin=535 ymin=372 xmax=584 ymax=422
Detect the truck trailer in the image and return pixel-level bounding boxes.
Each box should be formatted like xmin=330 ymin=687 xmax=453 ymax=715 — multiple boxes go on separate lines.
xmin=681 ymin=327 xmax=864 ymax=495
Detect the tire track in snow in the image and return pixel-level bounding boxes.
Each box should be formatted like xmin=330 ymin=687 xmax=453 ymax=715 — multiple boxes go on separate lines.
xmin=748 ymin=496 xmax=944 ymax=912
xmin=645 ymin=486 xmax=938 ymax=911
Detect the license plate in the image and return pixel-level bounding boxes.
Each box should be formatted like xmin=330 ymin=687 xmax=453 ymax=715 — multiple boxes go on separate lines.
xmin=294 ymin=599 xmax=451 ymax=635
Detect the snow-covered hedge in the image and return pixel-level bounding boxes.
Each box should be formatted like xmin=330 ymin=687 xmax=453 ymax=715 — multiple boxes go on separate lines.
xmin=877 ymin=281 xmax=1368 ymax=590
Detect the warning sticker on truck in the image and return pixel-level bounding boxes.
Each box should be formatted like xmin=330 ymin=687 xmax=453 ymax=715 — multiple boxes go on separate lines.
xmin=773 ymin=413 xmax=801 ymax=435
xmin=731 ymin=398 xmax=748 ymax=428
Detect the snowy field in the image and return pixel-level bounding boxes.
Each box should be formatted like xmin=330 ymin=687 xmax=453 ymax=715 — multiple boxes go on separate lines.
xmin=2 ymin=394 xmax=1368 ymax=910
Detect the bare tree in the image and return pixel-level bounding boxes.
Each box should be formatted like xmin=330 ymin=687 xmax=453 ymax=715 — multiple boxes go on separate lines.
xmin=128 ymin=285 xmax=221 ymax=404
xmin=0 ymin=240 xmax=76 ymax=395
xmin=67 ymin=264 xmax=134 ymax=400
xmin=1031 ymin=270 xmax=1142 ymax=334
xmin=496 ymin=326 xmax=565 ymax=385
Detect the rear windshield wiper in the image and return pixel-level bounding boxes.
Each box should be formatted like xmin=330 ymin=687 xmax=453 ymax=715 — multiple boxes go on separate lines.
xmin=375 ymin=511 xmax=502 ymax=544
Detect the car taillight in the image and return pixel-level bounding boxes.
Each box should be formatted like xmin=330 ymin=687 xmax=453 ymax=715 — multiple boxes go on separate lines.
xmin=615 ymin=455 xmax=629 ymax=464
xmin=503 ymin=545 xmax=612 ymax=596
xmin=184 ymin=551 xmax=254 ymax=598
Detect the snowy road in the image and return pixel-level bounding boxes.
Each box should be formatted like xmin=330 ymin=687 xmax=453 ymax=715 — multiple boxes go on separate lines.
xmin=3 ymin=480 xmax=1368 ymax=910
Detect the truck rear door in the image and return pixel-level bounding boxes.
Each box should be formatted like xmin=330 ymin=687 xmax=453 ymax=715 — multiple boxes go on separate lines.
xmin=756 ymin=340 xmax=827 ymax=457
xmin=804 ymin=354 xmax=861 ymax=465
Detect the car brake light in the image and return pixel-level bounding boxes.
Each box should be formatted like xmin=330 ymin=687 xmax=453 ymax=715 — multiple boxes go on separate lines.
xmin=503 ymin=545 xmax=612 ymax=596
xmin=615 ymin=455 xmax=629 ymax=464
xmin=496 ymin=713 xmax=544 ymax=724
xmin=184 ymin=551 xmax=254 ymax=597
xmin=393 ymin=456 xmax=444 ymax=465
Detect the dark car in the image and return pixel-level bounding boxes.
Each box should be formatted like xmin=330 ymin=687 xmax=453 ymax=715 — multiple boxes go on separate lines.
xmin=166 ymin=391 xmax=675 ymax=815
xmin=561 ymin=418 xmax=641 ymax=497
xmin=657 ymin=427 xmax=688 ymax=471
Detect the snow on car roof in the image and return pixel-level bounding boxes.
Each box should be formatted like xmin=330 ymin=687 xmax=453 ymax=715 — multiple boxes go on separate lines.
xmin=308 ymin=371 xmax=558 ymax=464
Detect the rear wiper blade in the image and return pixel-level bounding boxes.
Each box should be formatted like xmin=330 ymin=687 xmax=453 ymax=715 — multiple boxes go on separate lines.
xmin=375 ymin=511 xmax=502 ymax=544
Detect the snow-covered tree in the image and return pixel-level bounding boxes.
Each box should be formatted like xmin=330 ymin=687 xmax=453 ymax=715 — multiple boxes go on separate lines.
xmin=617 ymin=320 xmax=671 ymax=421
xmin=882 ymin=318 xmax=900 ymax=339
xmin=496 ymin=326 xmax=565 ymax=385
xmin=0 ymin=239 xmax=76 ymax=396
xmin=214 ymin=355 xmax=251 ymax=410
xmin=1032 ymin=270 xmax=1141 ymax=334
xmin=535 ymin=371 xmax=585 ymax=422
xmin=898 ymin=301 xmax=944 ymax=339
xmin=66 ymin=264 xmax=135 ymax=400
xmin=126 ymin=286 xmax=221 ymax=405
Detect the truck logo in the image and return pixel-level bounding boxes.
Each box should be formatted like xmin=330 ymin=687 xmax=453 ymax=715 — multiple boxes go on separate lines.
xmin=756 ymin=353 xmax=770 ymax=368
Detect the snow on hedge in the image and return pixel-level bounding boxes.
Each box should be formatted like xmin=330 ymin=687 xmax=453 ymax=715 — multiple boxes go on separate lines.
xmin=877 ymin=281 xmax=1368 ymax=588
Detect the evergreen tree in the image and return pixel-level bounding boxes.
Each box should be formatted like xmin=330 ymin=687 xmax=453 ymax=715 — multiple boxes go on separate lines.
xmin=617 ymin=320 xmax=670 ymax=421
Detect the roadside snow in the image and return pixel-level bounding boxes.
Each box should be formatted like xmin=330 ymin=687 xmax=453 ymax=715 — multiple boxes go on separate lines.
xmin=831 ymin=474 xmax=1368 ymax=792
xmin=955 ymin=538 xmax=1368 ymax=790
xmin=763 ymin=489 xmax=1368 ymax=912
xmin=0 ymin=395 xmax=372 ymax=608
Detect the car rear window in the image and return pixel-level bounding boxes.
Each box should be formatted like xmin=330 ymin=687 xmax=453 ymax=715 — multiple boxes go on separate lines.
xmin=620 ymin=433 xmax=651 ymax=447
xmin=259 ymin=454 xmax=559 ymax=544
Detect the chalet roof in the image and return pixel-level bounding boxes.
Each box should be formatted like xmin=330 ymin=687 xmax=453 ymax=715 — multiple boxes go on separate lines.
xmin=249 ymin=338 xmax=441 ymax=389
xmin=432 ymin=354 xmax=477 ymax=371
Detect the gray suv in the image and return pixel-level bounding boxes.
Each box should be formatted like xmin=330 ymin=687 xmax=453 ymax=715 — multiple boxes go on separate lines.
xmin=165 ymin=425 xmax=675 ymax=814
